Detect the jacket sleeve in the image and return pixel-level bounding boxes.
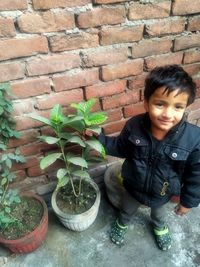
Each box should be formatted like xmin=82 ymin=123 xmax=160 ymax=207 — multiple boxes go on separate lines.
xmin=98 ymin=120 xmax=132 ymax=158
xmin=181 ymin=146 xmax=200 ymax=208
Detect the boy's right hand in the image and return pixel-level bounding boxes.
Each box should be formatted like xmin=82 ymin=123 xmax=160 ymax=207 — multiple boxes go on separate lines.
xmin=84 ymin=129 xmax=99 ymax=138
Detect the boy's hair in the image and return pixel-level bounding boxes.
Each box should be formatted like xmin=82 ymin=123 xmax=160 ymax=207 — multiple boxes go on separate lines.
xmin=144 ymin=65 xmax=196 ymax=106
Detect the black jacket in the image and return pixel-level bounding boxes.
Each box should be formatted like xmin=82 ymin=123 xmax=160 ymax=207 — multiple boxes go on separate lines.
xmin=99 ymin=113 xmax=200 ymax=208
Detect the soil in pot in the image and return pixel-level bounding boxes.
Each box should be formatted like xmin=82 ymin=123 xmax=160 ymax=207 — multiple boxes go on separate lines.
xmin=56 ymin=179 xmax=97 ymax=215
xmin=0 ymin=196 xmax=43 ymax=240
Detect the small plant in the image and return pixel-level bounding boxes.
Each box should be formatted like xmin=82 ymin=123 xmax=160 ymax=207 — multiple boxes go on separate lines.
xmin=30 ymin=99 xmax=107 ymax=201
xmin=0 ymin=83 xmax=25 ymax=231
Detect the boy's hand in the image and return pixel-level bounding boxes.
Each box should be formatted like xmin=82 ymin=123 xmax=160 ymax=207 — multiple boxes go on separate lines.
xmin=174 ymin=203 xmax=191 ymax=216
xmin=84 ymin=129 xmax=99 ymax=137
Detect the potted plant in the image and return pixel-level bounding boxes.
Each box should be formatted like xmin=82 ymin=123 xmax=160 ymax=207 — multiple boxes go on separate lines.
xmin=0 ymin=82 xmax=48 ymax=253
xmin=30 ymin=98 xmax=107 ymax=231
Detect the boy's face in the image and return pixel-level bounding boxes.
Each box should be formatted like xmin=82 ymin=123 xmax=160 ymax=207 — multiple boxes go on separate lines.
xmin=144 ymin=86 xmax=189 ymax=139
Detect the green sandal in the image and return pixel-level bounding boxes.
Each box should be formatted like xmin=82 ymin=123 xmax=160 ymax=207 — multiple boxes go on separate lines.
xmin=110 ymin=219 xmax=128 ymax=245
xmin=153 ymin=225 xmax=171 ymax=251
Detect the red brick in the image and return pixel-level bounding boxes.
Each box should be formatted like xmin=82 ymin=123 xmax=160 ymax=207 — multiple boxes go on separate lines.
xmin=145 ymin=52 xmax=183 ymax=71
xmin=106 ymin=109 xmax=122 ymax=123
xmin=33 ymin=0 xmax=90 ymax=9
xmin=0 ymin=62 xmax=24 ymax=83
xmin=100 ymin=25 xmax=143 ymax=45
xmin=27 ymin=165 xmax=45 ymax=177
xmin=49 ymin=32 xmax=99 ymax=52
xmin=194 ymin=77 xmax=200 ymax=90
xmin=18 ymin=11 xmax=75 ymax=33
xmin=94 ymin=0 xmax=126 ymax=3
xmin=128 ymin=73 xmax=147 ymax=90
xmin=12 ymin=78 xmax=51 ymax=98
xmin=12 ymin=156 xmax=40 ymax=171
xmin=184 ymin=49 xmax=200 ymax=64
xmin=53 ymin=69 xmax=99 ymax=91
xmin=187 ymin=98 xmax=200 ymax=122
xmin=77 ymin=7 xmax=125 ymax=28
xmin=102 ymin=91 xmax=140 ymax=110
xmin=174 ymin=33 xmax=200 ymax=51
xmin=172 ymin=0 xmax=200 ymax=15
xmin=15 ymin=110 xmax=51 ymax=131
xmin=187 ymin=98 xmax=200 ymax=112
xmin=27 ymin=54 xmax=80 ymax=76
xmin=123 ymin=103 xmax=145 ymax=118
xmin=128 ymin=1 xmax=170 ymax=20
xmin=36 ymin=89 xmax=83 ymax=110
xmin=8 ymin=129 xmax=39 ymax=148
xmin=0 ymin=18 xmax=16 ymax=37
xmin=183 ymin=63 xmax=200 ymax=76
xmin=13 ymin=99 xmax=35 ymax=116
xmin=132 ymin=39 xmax=172 ymax=58
xmin=188 ymin=16 xmax=200 ymax=31
xmin=103 ymin=120 xmax=127 ymax=135
xmin=101 ymin=59 xmax=143 ymax=81
xmin=85 ymin=80 xmax=126 ymax=99
xmin=0 ymin=36 xmax=48 ymax=61
xmin=0 ymin=0 xmax=27 ymax=10
xmin=83 ymin=47 xmax=128 ymax=67
xmin=14 ymin=170 xmax=27 ymax=183
xmin=146 ymin=18 xmax=185 ymax=37
xmin=20 ymin=142 xmax=51 ymax=156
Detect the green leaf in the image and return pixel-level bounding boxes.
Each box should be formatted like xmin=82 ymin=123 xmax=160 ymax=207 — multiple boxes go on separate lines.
xmin=67 ymin=156 xmax=88 ymax=168
xmin=50 ymin=104 xmax=62 ymax=124
xmin=61 ymin=115 xmax=84 ymax=132
xmin=29 ymin=114 xmax=51 ymax=126
xmin=40 ymin=153 xmax=62 ymax=169
xmin=0 ymin=106 xmax=4 ymax=115
xmin=57 ymin=168 xmax=68 ymax=180
xmin=72 ymin=170 xmax=90 ymax=179
xmin=85 ymin=140 xmax=105 ymax=155
xmin=40 ymin=136 xmax=60 ymax=144
xmin=5 ymin=158 xmax=12 ymax=168
xmin=56 ymin=175 xmax=70 ymax=190
xmin=59 ymin=132 xmax=72 ymax=140
xmin=5 ymin=207 xmax=11 ymax=213
xmin=71 ymin=98 xmax=96 ymax=114
xmin=86 ymin=112 xmax=107 ymax=126
xmin=68 ymin=136 xmax=86 ymax=147
xmin=65 ymin=120 xmax=85 ymax=132
xmin=1 ymin=177 xmax=7 ymax=186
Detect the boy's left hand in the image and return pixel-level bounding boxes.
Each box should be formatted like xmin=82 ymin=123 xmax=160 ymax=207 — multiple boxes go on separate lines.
xmin=174 ymin=204 xmax=191 ymax=216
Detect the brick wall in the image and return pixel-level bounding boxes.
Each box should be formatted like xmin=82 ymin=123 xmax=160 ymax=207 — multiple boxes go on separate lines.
xmin=0 ymin=0 xmax=200 ymax=192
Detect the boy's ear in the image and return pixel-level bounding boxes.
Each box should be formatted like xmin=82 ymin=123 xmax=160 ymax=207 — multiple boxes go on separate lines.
xmin=144 ymin=99 xmax=149 ymax=112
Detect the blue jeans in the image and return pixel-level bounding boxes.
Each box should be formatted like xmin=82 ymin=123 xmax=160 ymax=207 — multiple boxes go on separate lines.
xmin=119 ymin=189 xmax=167 ymax=228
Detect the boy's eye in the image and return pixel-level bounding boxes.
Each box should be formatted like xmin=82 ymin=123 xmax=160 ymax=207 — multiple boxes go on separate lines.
xmin=155 ymin=103 xmax=163 ymax=107
xmin=175 ymin=105 xmax=184 ymax=110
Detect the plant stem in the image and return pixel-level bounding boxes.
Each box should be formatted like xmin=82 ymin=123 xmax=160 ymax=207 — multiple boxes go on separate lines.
xmin=55 ymin=125 xmax=79 ymax=198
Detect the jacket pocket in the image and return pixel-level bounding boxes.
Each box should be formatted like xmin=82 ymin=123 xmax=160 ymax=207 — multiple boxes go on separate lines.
xmin=128 ymin=134 xmax=148 ymax=159
xmin=164 ymin=146 xmax=189 ymax=161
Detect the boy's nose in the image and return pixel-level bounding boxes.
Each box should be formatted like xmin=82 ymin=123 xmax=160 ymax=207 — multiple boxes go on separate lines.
xmin=162 ymin=108 xmax=173 ymax=118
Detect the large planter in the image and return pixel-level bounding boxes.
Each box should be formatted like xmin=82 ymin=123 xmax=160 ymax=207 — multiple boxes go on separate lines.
xmin=51 ymin=179 xmax=101 ymax=231
xmin=104 ymin=162 xmax=125 ymax=210
xmin=0 ymin=192 xmax=48 ymax=254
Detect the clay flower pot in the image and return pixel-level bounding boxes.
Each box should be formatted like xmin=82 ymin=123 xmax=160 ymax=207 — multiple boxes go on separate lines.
xmin=0 ymin=193 xmax=48 ymax=254
xmin=51 ymin=179 xmax=100 ymax=231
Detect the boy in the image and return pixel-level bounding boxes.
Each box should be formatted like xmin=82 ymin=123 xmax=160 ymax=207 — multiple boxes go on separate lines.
xmin=88 ymin=65 xmax=200 ymax=251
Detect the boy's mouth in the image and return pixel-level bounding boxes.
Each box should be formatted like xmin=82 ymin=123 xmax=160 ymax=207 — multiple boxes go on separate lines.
xmin=158 ymin=119 xmax=173 ymax=125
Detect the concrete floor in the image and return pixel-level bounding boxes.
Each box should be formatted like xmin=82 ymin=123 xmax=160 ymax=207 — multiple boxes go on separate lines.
xmin=0 ymin=190 xmax=200 ymax=267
